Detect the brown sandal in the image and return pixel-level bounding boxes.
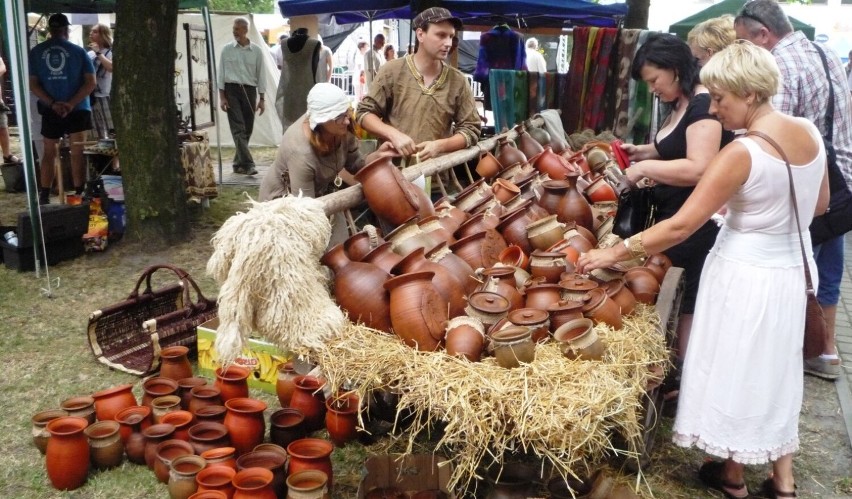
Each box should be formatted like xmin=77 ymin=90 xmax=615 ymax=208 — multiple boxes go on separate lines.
xmin=698 ymin=461 xmax=749 ymax=499
xmin=760 ymin=478 xmax=796 ymax=498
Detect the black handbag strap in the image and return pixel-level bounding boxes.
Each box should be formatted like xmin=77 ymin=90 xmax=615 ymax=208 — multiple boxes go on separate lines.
xmin=745 ymin=131 xmax=816 ymax=296
xmin=811 ymin=43 xmax=835 ymax=142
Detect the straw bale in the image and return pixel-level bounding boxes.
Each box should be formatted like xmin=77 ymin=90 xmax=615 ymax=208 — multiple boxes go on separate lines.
xmin=316 ymin=305 xmax=667 ymax=491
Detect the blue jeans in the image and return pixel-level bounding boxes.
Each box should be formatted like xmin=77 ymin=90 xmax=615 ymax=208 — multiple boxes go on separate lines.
xmin=813 ymin=235 xmax=844 ymax=306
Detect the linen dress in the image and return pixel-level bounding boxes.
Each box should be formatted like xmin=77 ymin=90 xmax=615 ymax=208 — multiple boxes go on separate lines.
xmin=672 ymin=123 xmax=825 ymax=464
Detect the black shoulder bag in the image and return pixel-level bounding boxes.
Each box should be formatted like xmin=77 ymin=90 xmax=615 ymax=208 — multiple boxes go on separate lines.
xmin=612 ymin=184 xmax=656 ymax=238
xmin=809 ymin=43 xmax=852 ymax=245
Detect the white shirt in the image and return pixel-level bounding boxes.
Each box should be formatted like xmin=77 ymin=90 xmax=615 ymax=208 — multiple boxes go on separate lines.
xmin=526 ymin=48 xmax=547 ymax=73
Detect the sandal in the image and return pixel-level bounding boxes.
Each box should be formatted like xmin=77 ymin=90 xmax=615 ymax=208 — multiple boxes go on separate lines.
xmin=698 ymin=461 xmax=750 ymax=499
xmin=760 ymin=478 xmax=796 ymax=498
xmin=3 ymin=155 xmax=20 ymax=164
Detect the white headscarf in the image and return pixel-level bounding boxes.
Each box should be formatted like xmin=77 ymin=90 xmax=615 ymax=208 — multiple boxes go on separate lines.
xmin=307 ymin=83 xmax=351 ymax=130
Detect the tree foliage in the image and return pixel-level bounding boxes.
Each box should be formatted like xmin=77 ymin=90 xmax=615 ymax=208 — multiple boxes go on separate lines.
xmin=208 ymin=0 xmax=275 ymax=13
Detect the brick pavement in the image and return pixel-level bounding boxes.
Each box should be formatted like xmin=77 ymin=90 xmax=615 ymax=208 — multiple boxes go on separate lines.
xmin=833 ymin=233 xmax=852 ymax=446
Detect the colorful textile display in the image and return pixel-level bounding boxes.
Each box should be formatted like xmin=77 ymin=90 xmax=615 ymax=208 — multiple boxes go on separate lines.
xmin=581 ymin=28 xmax=619 ymax=132
xmin=474 ymin=25 xmax=526 ymax=111
xmin=180 ymin=131 xmax=218 ymax=203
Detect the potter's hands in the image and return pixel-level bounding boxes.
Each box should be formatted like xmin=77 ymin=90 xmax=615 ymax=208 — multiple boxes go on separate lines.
xmin=575 ymin=248 xmax=621 ymax=275
xmin=364 ymin=141 xmax=399 ymax=164
xmin=386 ymin=129 xmax=417 ymax=158
xmin=415 ymin=140 xmax=443 ymax=161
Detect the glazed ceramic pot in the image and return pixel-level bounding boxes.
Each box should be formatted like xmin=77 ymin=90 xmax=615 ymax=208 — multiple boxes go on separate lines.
xmin=384 ymin=271 xmax=448 ymax=351
xmin=190 ymin=386 xmax=224 ymax=415
xmin=178 ymin=377 xmax=209 ymax=411
xmin=214 ymin=366 xmax=251 ymax=403
xmin=624 ymin=267 xmax=661 ymax=304
xmin=84 ymin=420 xmax=123 ymax=471
xmin=354 ymin=155 xmax=433 ymax=226
xmin=444 ymin=316 xmax=486 ymax=362
xmin=321 ymin=243 xmax=392 ymax=332
xmin=289 ymin=375 xmax=327 ymax=432
xmin=508 ymin=308 xmax=551 ymax=343
xmin=276 ymin=362 xmax=298 ymax=408
xmin=325 ymin=393 xmax=360 ymax=447
xmin=152 ymin=395 xmax=182 ymax=424
xmin=270 ymin=408 xmax=307 ymax=450
xmin=476 ymin=151 xmax=503 ymax=179
xmin=465 ymin=291 xmax=511 ymax=329
xmin=546 ymin=300 xmax=586 ymax=332
xmin=236 ymin=450 xmax=288 ymax=498
xmin=195 ymin=465 xmax=236 ymax=497
xmin=489 ymin=326 xmax=535 ymax=368
xmin=426 ymin=242 xmax=477 ymax=295
xmin=154 ymin=438 xmax=195 ymax=483
xmin=200 ymin=446 xmax=237 ymax=471
xmin=188 ymin=422 xmax=231 ymax=455
xmin=161 ymin=410 xmax=195 ymax=442
xmin=582 ymin=287 xmax=623 ymax=330
xmin=92 ymin=384 xmax=137 ymax=421
xmin=233 ymin=467 xmax=277 ymax=499
xmin=286 ymin=469 xmax=329 ymax=499
xmin=449 ymin=229 xmax=507 ymax=270
xmin=287 ymin=438 xmax=335 ymax=491
xmin=168 ymin=454 xmax=207 ymax=499
xmin=392 ymin=247 xmax=467 ymax=319
xmin=160 ymin=345 xmax=194 ymax=381
xmin=142 ymin=377 xmax=179 ymax=408
xmin=31 ymin=408 xmax=68 ymax=454
xmin=604 ymin=278 xmax=636 ymax=316
xmin=45 ymin=416 xmax=90 ymax=490
xmin=60 ymin=395 xmax=96 ymax=425
xmin=343 ymin=228 xmax=385 ymax=262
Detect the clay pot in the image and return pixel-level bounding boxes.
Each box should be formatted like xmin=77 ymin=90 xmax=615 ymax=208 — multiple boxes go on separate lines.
xmin=445 ymin=316 xmax=486 ymax=362
xmin=455 ymin=211 xmax=501 ymax=239
xmin=168 ymin=454 xmax=207 ymax=499
xmin=361 ymin=241 xmax=404 ymax=274
xmin=465 ymin=291 xmax=511 ymax=329
xmin=604 ymin=278 xmax=636 ymax=316
xmin=547 ymin=300 xmax=586 ymax=332
xmin=321 ymin=243 xmax=392 ymax=332
xmin=556 ymin=318 xmax=605 ymax=360
xmin=582 ymin=287 xmax=623 ymax=330
xmin=178 ymin=377 xmax=209 ymax=411
xmin=161 ymin=410 xmax=195 ymax=442
xmin=289 ymin=375 xmax=327 ymax=432
xmin=325 ymin=393 xmax=360 ymax=447
xmin=393 ymin=247 xmax=467 ymax=319
xmin=485 ymin=465 xmax=537 ymax=499
xmin=477 ymin=266 xmax=524 ymax=311
xmin=418 ymin=215 xmax=456 ymax=246
xmin=344 ymin=228 xmax=384 ymax=262
xmin=286 ymin=469 xmax=329 ymax=499
xmin=449 ymin=229 xmax=507 ymax=269
xmin=557 ymin=173 xmax=594 ymax=232
xmin=200 ymin=446 xmax=237 ymax=471
xmin=553 ymin=318 xmax=594 ymax=349
xmin=492 ymin=178 xmax=521 ymax=204
xmin=434 ymin=201 xmax=469 ymax=235
xmin=354 ymin=155 xmax=432 ymax=226
xmin=190 ymin=385 xmax=224 ymax=415
xmin=196 ymin=465 xmax=236 ymax=497
xmin=562 ymin=150 xmax=590 ymax=175
xmin=386 ymin=217 xmax=440 ymax=256
xmin=559 ymin=277 xmax=599 ymax=302
xmin=498 ymin=245 xmax=530 ymax=271
xmin=537 ymin=180 xmax=570 ymax=215
xmin=31 ymin=408 xmax=68 ymax=455
xmin=529 ymin=250 xmax=567 ymax=284
xmin=189 ymin=491 xmax=229 ymax=499
xmin=624 ymin=267 xmax=661 ymax=304
xmin=384 ymin=271 xmax=449 ymax=351
xmin=585 ymin=147 xmax=610 ymax=173
xmin=533 ymin=146 xmax=572 ymax=180
xmin=583 ymin=175 xmax=618 ymax=204
xmin=270 ymin=408 xmax=307 ymax=450
xmin=520 ymin=282 xmax=562 ymax=312
xmin=489 ymin=326 xmax=535 ymax=368
xmin=527 ymin=124 xmax=552 ymax=148
xmin=643 ymin=253 xmax=672 ymax=283
xmin=195 ymin=405 xmax=228 ymax=425
xmin=188 ymin=422 xmax=231 ymax=455
xmin=155 ymin=438 xmax=195 ymax=483
xmin=476 ymin=151 xmax=503 ymax=179
xmin=508 ymin=308 xmax=551 ymax=343
xmin=547 ymin=474 xmax=596 ymax=499
xmin=84 ymin=420 xmax=124 ymax=470
xmin=287 ymin=438 xmax=335 ymax=491
xmin=142 ymin=377 xmax=179 ymax=408
xmin=92 ymin=384 xmax=137 ymax=421
xmin=275 ymin=362 xmax=298 ymax=408
xmin=526 ymin=214 xmax=566 ymax=251
xmin=45 ymin=416 xmax=90 ymax=490
xmin=160 ymin=345 xmax=194 ymax=381
xmin=116 ymin=406 xmax=150 ymax=464
xmin=495 ymin=136 xmax=527 ymax=168
xmin=426 ymin=242 xmax=477 ymax=295
xmin=515 ymin=122 xmax=545 ymax=159
xmin=233 ymin=467 xmax=277 ymax=499
xmin=236 ymin=450 xmax=288 ymax=498
xmin=453 ymin=179 xmax=492 ymax=213
xmin=496 ymin=202 xmax=535 ymax=255
xmin=143 ymin=423 xmax=176 ymax=469
xmin=152 ymin=394 xmax=182 ymax=424
xmin=60 ymin=395 xmax=96 ymax=425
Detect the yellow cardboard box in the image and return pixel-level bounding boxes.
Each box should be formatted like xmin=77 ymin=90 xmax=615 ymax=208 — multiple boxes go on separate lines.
xmin=196 ymin=318 xmax=289 ymax=394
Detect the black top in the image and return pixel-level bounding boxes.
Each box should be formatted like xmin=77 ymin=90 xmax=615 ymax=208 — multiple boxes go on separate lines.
xmin=652 ymin=93 xmax=734 ymax=219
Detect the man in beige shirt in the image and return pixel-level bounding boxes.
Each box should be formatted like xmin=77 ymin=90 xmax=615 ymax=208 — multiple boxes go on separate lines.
xmin=356 ymin=7 xmax=480 ymax=161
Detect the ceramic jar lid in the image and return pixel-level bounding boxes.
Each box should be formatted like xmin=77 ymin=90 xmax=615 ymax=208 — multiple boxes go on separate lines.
xmin=508 ymin=308 xmax=549 ymax=326
xmin=581 ymin=287 xmax=609 ymax=313
xmin=467 ymin=291 xmax=510 ymax=314
xmin=559 ymin=277 xmax=598 ymax=292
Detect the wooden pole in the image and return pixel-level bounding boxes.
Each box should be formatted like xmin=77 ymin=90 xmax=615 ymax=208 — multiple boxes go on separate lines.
xmin=319 ymin=116 xmax=546 ymax=216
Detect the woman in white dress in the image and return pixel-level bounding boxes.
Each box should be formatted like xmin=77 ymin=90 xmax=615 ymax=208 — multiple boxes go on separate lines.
xmin=577 ymin=41 xmax=829 ymax=498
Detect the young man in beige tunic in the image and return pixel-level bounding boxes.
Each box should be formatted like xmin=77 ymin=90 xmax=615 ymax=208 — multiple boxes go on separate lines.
xmin=356 ymin=7 xmax=481 ymax=162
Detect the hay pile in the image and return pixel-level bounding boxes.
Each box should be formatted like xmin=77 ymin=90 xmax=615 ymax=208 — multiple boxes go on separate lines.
xmin=207 ymin=195 xmax=345 ymax=363
xmin=316 ymin=305 xmax=668 ymax=491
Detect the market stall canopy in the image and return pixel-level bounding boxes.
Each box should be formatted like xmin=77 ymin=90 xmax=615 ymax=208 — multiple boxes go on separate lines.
xmin=668 ymin=0 xmax=814 ymax=41
xmin=23 ymin=0 xmax=207 ymax=13
xmin=278 ymin=0 xmax=627 ymax=28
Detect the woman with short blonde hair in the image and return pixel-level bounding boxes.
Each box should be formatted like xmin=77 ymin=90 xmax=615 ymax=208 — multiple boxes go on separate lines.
xmin=687 ymin=15 xmax=735 ymax=67
xmin=700 ymin=39 xmax=779 ymax=105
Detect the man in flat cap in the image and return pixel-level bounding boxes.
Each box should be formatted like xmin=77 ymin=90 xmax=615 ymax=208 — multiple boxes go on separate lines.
xmin=356 ymin=7 xmax=480 ymax=162
xmin=29 ymin=13 xmax=96 ymax=204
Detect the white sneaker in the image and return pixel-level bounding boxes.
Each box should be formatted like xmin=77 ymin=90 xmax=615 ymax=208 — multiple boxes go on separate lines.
xmin=804 ymin=357 xmax=841 ymax=381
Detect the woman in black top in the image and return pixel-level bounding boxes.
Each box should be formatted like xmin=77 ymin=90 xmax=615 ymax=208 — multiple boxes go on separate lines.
xmin=620 ymin=34 xmax=734 ymax=364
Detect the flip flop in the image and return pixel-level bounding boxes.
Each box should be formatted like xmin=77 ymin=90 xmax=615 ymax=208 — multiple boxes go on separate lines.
xmin=698 ymin=461 xmax=749 ymax=499
xmin=760 ymin=478 xmax=797 ymax=498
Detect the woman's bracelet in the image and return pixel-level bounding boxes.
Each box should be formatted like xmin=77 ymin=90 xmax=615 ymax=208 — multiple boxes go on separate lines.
xmin=625 ymin=233 xmax=648 ymax=259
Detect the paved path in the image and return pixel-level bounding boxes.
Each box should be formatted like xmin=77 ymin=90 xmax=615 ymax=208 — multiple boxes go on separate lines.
xmin=834 ymin=234 xmax=852 ymax=446
xmin=212 ymin=158 xmax=267 ymax=187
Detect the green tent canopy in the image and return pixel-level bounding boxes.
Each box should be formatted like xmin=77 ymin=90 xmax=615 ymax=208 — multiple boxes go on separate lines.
xmin=668 ymin=0 xmax=814 ymax=41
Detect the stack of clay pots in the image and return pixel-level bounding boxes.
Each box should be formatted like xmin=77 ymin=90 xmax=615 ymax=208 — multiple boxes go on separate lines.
xmin=323 ymin=129 xmax=670 ymax=368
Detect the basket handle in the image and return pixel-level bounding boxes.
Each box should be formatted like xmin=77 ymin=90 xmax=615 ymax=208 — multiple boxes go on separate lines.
xmin=127 ymin=264 xmax=211 ymax=308
xmin=174 ymin=269 xmax=217 ymax=319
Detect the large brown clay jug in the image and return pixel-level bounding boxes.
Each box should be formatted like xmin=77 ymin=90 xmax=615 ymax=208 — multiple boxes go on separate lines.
xmin=449 ymin=230 xmax=507 ymax=270
xmin=46 ymin=416 xmax=90 ymax=491
xmin=354 ymin=156 xmax=424 ymax=226
xmin=361 ymin=241 xmax=403 ymax=274
xmin=514 ymin=122 xmax=545 ymax=159
xmin=393 ymin=248 xmax=466 ymax=319
xmin=495 ymin=136 xmax=527 ymax=168
xmin=425 ymin=242 xmax=477 ymax=295
xmin=384 ymin=271 xmax=448 ymax=351
xmin=533 ymin=147 xmax=573 ymax=180
xmin=557 ymin=173 xmax=594 ymax=232
xmin=321 ymin=243 xmax=392 ymax=332
xmin=496 ymin=203 xmax=535 ymax=256
xmin=224 ymin=397 xmax=267 ymax=456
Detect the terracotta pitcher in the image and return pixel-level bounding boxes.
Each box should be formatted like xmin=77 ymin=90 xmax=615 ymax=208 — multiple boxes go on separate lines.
xmin=354 ymin=155 xmax=430 ymax=226
xmin=557 ymin=173 xmax=594 ymax=232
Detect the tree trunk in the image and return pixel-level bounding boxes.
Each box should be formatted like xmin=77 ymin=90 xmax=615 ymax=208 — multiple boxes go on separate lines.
xmin=624 ymin=0 xmax=650 ymax=30
xmin=114 ymin=0 xmax=190 ymax=247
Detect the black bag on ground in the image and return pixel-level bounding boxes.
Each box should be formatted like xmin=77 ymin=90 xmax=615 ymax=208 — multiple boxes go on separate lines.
xmin=612 ymin=186 xmax=656 ymax=238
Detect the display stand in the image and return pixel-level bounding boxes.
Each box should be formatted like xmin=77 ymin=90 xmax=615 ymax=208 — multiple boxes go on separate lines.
xmin=181 ymin=23 xmax=215 ymax=131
